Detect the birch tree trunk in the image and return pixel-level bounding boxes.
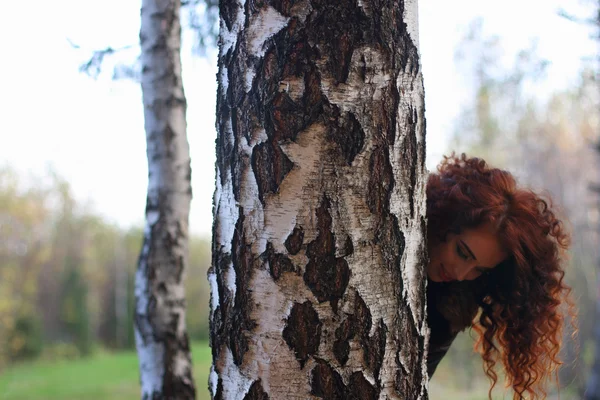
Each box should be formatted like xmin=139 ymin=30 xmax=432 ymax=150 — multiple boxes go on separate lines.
xmin=209 ymin=0 xmax=428 ymax=398
xmin=134 ymin=0 xmax=196 ymax=398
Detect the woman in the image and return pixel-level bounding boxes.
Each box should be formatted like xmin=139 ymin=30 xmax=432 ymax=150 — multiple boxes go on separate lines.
xmin=426 ymin=153 xmax=576 ymax=399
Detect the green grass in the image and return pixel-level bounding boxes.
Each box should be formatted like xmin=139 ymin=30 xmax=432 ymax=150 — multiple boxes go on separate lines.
xmin=0 ymin=342 xmax=212 ymax=400
xmin=0 ymin=342 xmax=580 ymax=400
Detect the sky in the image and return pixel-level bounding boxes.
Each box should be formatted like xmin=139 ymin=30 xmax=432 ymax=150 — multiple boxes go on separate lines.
xmin=0 ymin=0 xmax=596 ymax=236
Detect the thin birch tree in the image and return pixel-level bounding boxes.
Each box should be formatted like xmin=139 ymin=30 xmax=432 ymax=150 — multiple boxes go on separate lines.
xmin=209 ymin=0 xmax=429 ymax=398
xmin=134 ymin=0 xmax=196 ymax=398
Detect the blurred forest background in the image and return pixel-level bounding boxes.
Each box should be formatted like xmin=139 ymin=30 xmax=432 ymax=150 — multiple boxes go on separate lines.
xmin=1 ymin=0 xmax=599 ymax=399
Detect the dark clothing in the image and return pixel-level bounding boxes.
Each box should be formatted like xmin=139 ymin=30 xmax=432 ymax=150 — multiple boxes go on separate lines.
xmin=426 ymin=279 xmax=480 ymax=377
xmin=426 ymin=282 xmax=459 ymax=376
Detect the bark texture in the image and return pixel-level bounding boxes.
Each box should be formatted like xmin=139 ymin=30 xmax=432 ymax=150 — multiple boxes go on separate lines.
xmin=210 ymin=0 xmax=428 ymax=398
xmin=135 ymin=0 xmax=196 ymax=398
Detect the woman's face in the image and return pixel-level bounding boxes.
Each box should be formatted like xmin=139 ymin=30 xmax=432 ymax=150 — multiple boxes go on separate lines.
xmin=427 ymin=223 xmax=507 ymax=282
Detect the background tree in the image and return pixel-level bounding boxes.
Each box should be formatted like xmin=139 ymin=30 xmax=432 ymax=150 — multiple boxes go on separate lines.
xmin=209 ymin=0 xmax=429 ymax=398
xmin=584 ymin=3 xmax=600 ymax=398
xmin=0 ymin=168 xmax=50 ymax=366
xmin=134 ymin=0 xmax=196 ymax=398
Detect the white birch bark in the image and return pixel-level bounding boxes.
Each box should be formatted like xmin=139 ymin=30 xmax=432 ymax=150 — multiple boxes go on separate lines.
xmin=135 ymin=0 xmax=195 ymax=398
xmin=210 ymin=1 xmax=428 ymax=399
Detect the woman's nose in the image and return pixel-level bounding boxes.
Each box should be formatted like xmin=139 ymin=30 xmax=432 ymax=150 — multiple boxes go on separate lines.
xmin=454 ymin=262 xmax=475 ymax=281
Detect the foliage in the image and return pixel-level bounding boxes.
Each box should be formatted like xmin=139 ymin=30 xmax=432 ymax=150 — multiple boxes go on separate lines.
xmin=0 ymin=167 xmax=52 ymax=367
xmin=0 ymin=167 xmax=212 ymax=367
xmin=183 ymin=0 xmax=219 ymax=55
xmin=60 ymin=265 xmax=92 ymax=356
xmin=75 ymin=0 xmax=219 ymax=81
xmin=7 ymin=314 xmax=43 ymax=361
xmin=185 ymin=235 xmax=211 ymax=340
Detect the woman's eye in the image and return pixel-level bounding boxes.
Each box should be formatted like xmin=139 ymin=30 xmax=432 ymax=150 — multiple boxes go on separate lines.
xmin=456 ymin=244 xmax=468 ymax=260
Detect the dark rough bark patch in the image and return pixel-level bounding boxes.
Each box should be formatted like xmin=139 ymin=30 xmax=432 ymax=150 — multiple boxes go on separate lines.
xmin=230 ymin=136 xmax=245 ymax=206
xmin=304 ymin=197 xmax=350 ymax=313
xmin=333 ymin=294 xmax=367 ymax=366
xmin=257 ymin=31 xmax=324 ymax=138
xmin=333 ymin=317 xmax=352 ymax=365
xmin=246 ymin=0 xmax=268 ymax=18
xmin=310 ymin=359 xmax=346 ymax=399
xmin=419 ymin=109 xmax=427 ymax=183
xmin=234 ymin=97 xmax=262 ymax=145
xmin=225 ymin=48 xmax=238 ymax=107
xmin=302 ymin=64 xmax=325 ymax=127
xmin=230 ymin=209 xmax=257 ymax=366
xmin=243 ymin=379 xmax=270 ymax=400
xmin=214 ymin=377 xmax=224 ymax=400
xmin=368 ymin=145 xmax=404 ymax=281
xmin=255 ymin=37 xmax=312 ymax=143
xmin=346 ymin=372 xmax=378 ymax=400
xmin=227 ymin=30 xmax=250 ymax=111
xmin=367 ymin=146 xmax=393 ymax=214
xmin=251 ymin=141 xmax=295 ymax=204
xmin=401 ymin=105 xmax=419 ymax=217
xmin=281 ymin=32 xmax=308 ymax=77
xmin=358 ymin=53 xmax=367 ymax=82
xmin=353 ymin=292 xmax=372 ymax=332
xmin=167 ymin=311 xmax=181 ymax=334
xmin=333 ymin=291 xmax=386 ymax=383
xmin=333 ymin=31 xmax=354 ymax=84
xmin=397 ymin=21 xmax=422 ymax=76
xmin=215 ymin=92 xmax=233 ymax=189
xmin=208 ymin=240 xmax=234 ymax=362
xmin=364 ymin=318 xmax=387 ymax=379
xmin=270 ymin=0 xmax=296 ymax=17
xmin=162 ymin=334 xmax=195 ymax=399
xmin=394 ymin=308 xmax=425 ymax=398
xmin=282 ymin=301 xmax=322 ymax=368
xmin=377 ymin=215 xmax=405 ymax=275
xmin=209 ymin=301 xmax=223 ymax=359
xmin=328 ymin=109 xmax=365 ymax=165
xmin=285 ymin=225 xmax=304 ymax=255
xmin=219 ymin=0 xmax=239 ymax=31
xmin=270 ymin=91 xmax=306 ymax=141
xmin=377 ymin=81 xmax=399 ymax=147
xmin=340 ymin=235 xmax=354 ymax=258
xmin=263 ymin=241 xmax=295 ymax=280
xmin=308 ymin=0 xmax=369 ymax=84
xmin=395 ymin=348 xmax=408 ymax=396
xmin=255 ymin=47 xmax=280 ymax=131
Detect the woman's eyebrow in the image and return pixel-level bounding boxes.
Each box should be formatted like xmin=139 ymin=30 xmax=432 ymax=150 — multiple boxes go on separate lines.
xmin=459 ymin=239 xmax=477 ymax=260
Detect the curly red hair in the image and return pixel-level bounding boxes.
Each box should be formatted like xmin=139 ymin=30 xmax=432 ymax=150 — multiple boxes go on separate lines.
xmin=427 ymin=153 xmax=576 ymax=399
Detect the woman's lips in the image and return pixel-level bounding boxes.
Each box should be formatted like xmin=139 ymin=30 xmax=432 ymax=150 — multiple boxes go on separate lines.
xmin=440 ymin=264 xmax=453 ymax=282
